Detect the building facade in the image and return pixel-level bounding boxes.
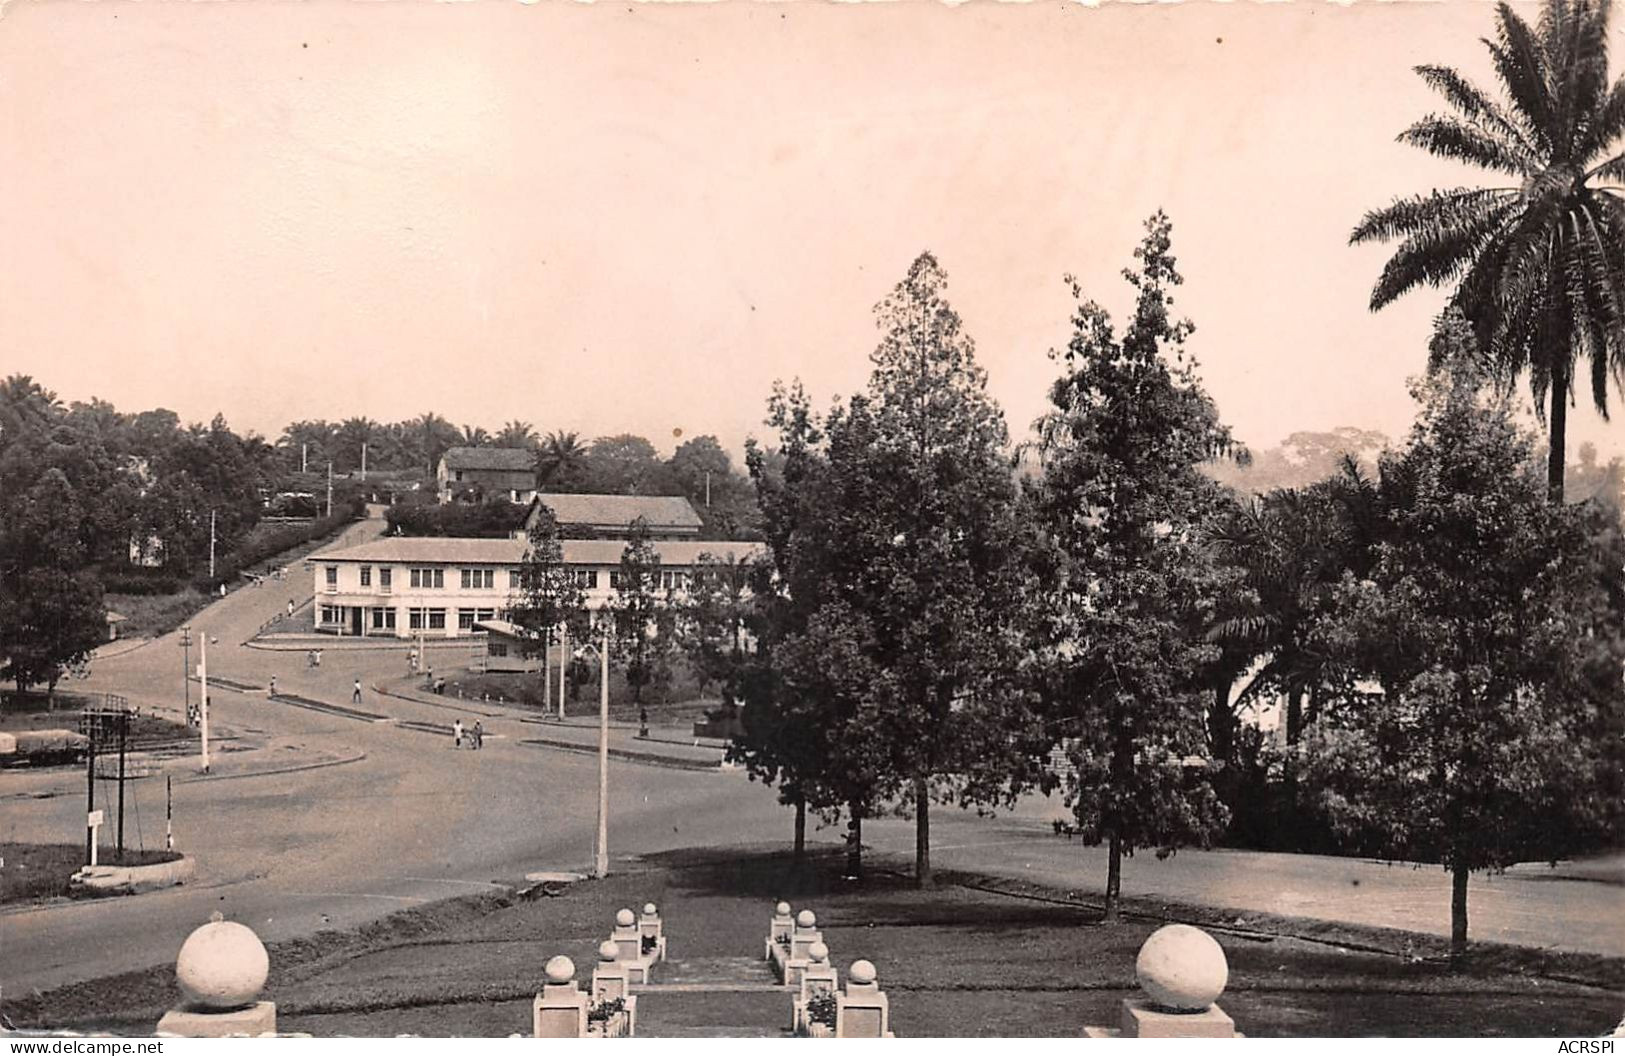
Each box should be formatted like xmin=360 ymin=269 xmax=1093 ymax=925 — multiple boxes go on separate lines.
xmin=312 ymin=535 xmax=766 ymax=639
xmin=436 ymin=447 xmax=538 ymax=504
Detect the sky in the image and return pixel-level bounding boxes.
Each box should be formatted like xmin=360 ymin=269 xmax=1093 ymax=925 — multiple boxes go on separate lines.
xmin=0 ymin=0 xmax=1620 ymax=464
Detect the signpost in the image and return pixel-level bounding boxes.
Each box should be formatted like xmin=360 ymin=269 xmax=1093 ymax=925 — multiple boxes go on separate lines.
xmin=180 ymin=626 xmax=194 ymax=727
xmin=79 ymin=696 xmax=133 ymax=858
xmin=87 ymin=809 xmax=104 ymax=866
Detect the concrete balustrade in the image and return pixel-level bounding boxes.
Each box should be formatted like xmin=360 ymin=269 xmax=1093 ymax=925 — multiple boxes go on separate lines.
xmin=765 ymin=901 xmax=795 ymax=961
xmin=589 ymin=940 xmax=638 ymax=1037
xmin=155 ymin=913 xmax=277 ymax=1038
xmin=791 ymin=941 xmax=840 ymax=1035
xmin=638 ymin=901 xmax=668 ymax=963
xmin=1084 ymin=924 xmax=1240 ymax=1039
xmin=532 ymin=956 xmax=590 ymax=1038
xmin=834 ymin=959 xmax=894 ymax=1038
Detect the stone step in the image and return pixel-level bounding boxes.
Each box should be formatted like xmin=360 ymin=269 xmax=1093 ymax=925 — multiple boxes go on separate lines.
xmin=648 ymin=956 xmax=781 ymax=989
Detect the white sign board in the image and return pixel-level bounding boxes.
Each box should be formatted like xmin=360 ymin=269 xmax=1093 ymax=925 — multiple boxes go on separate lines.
xmin=87 ymin=809 xmax=104 ymax=827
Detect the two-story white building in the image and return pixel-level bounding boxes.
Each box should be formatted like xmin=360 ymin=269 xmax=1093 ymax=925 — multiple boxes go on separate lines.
xmin=311 ymin=535 xmax=766 ymax=639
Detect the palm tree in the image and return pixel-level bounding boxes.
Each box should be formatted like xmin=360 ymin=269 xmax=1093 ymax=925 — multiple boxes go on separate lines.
xmin=496 ymin=420 xmax=538 ymax=450
xmin=1351 ymin=0 xmax=1625 ymax=502
xmin=461 ymin=424 xmax=491 ymax=448
xmin=0 ymin=375 xmax=62 ymax=444
xmin=538 ymin=430 xmax=588 ymax=489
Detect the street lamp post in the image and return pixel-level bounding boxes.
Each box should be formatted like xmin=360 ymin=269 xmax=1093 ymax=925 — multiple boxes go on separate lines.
xmin=575 ymin=625 xmax=611 ymax=879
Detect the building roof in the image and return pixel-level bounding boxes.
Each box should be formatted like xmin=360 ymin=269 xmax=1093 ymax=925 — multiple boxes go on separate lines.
xmin=473 ymin=619 xmax=528 ymax=638
xmin=441 ymin=447 xmax=536 ymax=473
xmin=534 ymin=493 xmax=703 ymax=530
xmin=318 ymin=535 xmax=767 ymax=568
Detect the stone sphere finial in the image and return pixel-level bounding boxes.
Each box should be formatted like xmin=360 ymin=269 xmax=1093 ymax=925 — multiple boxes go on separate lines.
xmin=599 ymin=940 xmax=619 ymax=962
xmin=796 ymin=909 xmax=816 ymax=928
xmin=616 ymin=908 xmax=636 ymax=927
xmin=848 ymin=959 xmax=877 ymax=985
xmin=175 ymin=917 xmax=269 ymax=1010
xmin=1135 ymin=924 xmax=1228 ymax=1012
xmin=544 ymin=956 xmax=575 ymax=985
xmin=642 ymin=902 xmax=658 ymax=916
xmin=775 ymin=901 xmax=791 ymax=916
xmin=808 ymin=942 xmax=829 ymax=963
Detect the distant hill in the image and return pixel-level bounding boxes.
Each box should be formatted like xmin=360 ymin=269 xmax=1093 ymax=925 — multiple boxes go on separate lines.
xmin=1205 ymin=428 xmax=1391 ymax=496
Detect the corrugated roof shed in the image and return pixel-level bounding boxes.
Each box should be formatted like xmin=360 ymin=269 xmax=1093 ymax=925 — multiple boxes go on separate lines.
xmin=537 ymin=493 xmax=702 ymax=530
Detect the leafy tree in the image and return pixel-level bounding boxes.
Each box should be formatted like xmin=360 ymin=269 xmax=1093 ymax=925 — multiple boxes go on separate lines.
xmin=1351 ymin=0 xmax=1625 ymax=502
xmin=677 ymin=551 xmax=756 ymax=701
xmin=461 ymin=425 xmax=491 ymax=448
xmin=334 ymin=417 xmax=380 ymax=473
xmin=586 ymin=434 xmax=673 ymax=495
xmin=0 ymin=468 xmax=106 ymax=694
xmin=1303 ymin=313 xmax=1625 ymax=958
xmin=608 ymin=518 xmax=673 ymax=734
xmin=510 ymin=505 xmax=589 ymax=680
xmin=1028 ymin=213 xmax=1235 ymax=921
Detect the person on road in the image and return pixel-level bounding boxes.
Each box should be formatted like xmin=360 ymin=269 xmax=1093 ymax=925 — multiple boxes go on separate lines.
xmin=287 ymin=600 xmax=295 ymax=619
xmin=352 ymin=679 xmax=362 ymax=705
xmin=307 ymin=649 xmax=317 ymax=669
xmin=472 ymin=721 xmax=484 ymax=751
xmin=314 ymin=649 xmax=322 ymax=668
xmin=269 ymin=675 xmax=277 ymax=699
xmin=408 ymin=649 xmax=417 ymax=673
xmin=452 ymin=718 xmax=464 ymax=750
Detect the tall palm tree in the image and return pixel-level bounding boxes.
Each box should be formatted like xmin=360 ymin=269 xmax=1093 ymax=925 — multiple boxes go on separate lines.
xmin=1351 ymin=0 xmax=1625 ymax=502
xmin=496 ymin=420 xmax=538 ymax=450
xmin=538 ymin=430 xmax=588 ymax=488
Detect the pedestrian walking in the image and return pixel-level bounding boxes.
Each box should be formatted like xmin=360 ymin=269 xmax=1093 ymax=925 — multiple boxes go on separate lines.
xmin=452 ymin=718 xmax=464 ymax=750
xmin=269 ymin=675 xmax=277 ymax=698
xmin=287 ymin=600 xmax=295 ymax=619
xmin=425 ymin=665 xmax=434 ymax=690
xmin=472 ymin=721 xmax=484 ymax=751
xmin=314 ymin=649 xmax=322 ymax=668
xmin=352 ymin=679 xmax=362 ymax=705
xmin=307 ymin=649 xmax=317 ymax=670
xmin=408 ymin=649 xmax=417 ymax=673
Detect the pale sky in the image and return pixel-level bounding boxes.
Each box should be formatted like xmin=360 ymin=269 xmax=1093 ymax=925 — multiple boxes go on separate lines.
xmin=1 ymin=0 xmax=1620 ymax=463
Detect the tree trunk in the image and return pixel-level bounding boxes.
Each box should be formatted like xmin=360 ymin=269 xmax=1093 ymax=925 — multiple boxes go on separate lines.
xmin=1450 ymin=861 xmax=1470 ymax=966
xmin=793 ymin=793 xmax=806 ymax=863
xmin=845 ymin=805 xmax=863 ymax=880
xmin=1208 ymin=681 xmax=1235 ymax=765
xmin=1548 ymin=364 xmax=1568 ymax=503
xmin=1285 ymin=685 xmax=1304 ymax=744
xmin=1104 ymin=830 xmax=1123 ymax=923
xmin=914 ymin=775 xmax=932 ymax=887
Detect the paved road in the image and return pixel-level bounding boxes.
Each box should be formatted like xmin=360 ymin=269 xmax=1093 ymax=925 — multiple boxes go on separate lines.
xmin=3 ymin=509 xmax=1621 ymax=998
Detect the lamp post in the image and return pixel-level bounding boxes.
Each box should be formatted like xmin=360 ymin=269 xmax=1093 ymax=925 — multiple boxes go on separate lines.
xmin=574 ymin=624 xmax=611 ymax=879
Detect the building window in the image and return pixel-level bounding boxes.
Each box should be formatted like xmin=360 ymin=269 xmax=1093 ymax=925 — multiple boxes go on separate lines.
xmin=409 ymin=609 xmax=423 ymax=630
xmin=508 ymin=570 xmax=521 ymax=589
xmin=490 ymin=641 xmax=509 ymax=657
xmin=371 ymin=607 xmax=396 ymax=630
xmin=460 ymin=569 xmax=494 ymax=590
xmin=609 ymin=571 xmax=620 ymax=589
xmin=410 ymin=568 xmax=445 ymax=589
xmin=574 ymin=570 xmax=599 ymax=589
xmin=427 ymin=609 xmax=446 ymax=630
xmin=380 ymin=567 xmax=392 ymax=590
xmin=360 ymin=566 xmax=372 ymax=587
xmin=454 ymin=470 xmax=464 ymax=482
xmin=325 ymin=566 xmax=337 ymax=586
xmin=459 ymin=609 xmax=476 ymax=630
xmin=321 ymin=605 xmax=340 ymax=623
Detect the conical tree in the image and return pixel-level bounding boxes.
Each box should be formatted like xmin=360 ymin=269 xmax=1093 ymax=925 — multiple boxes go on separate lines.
xmin=1351 ymin=0 xmax=1625 ymax=502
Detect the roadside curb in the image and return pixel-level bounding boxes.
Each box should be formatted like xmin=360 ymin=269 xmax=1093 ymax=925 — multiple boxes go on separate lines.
xmin=71 ymin=854 xmax=195 ymax=896
xmin=518 ymin=736 xmax=727 ymax=772
xmin=371 ymin=683 xmax=506 ymax=719
xmin=172 ymin=749 xmax=367 ymax=785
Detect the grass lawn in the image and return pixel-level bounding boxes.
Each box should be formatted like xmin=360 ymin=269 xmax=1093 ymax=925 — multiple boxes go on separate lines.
xmin=0 ymin=843 xmax=182 ymax=906
xmin=6 ymin=845 xmax=1620 ymax=1037
xmin=0 ymin=692 xmax=187 ymax=746
xmin=103 ymin=589 xmax=210 ymax=641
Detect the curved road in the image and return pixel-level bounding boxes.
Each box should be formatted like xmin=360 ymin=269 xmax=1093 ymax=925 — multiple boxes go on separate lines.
xmin=4 ymin=510 xmax=1621 ymax=999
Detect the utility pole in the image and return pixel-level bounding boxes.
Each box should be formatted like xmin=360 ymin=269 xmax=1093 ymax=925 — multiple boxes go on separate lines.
xmin=116 ymin=713 xmax=127 ymax=857
xmin=199 ymin=635 xmax=211 ymax=774
xmin=301 ymin=442 xmax=308 ymax=474
xmin=85 ymin=733 xmax=96 ymax=863
xmin=180 ymin=626 xmax=192 ymax=727
xmin=704 ymin=471 xmax=711 ymax=508
xmin=596 ymin=624 xmax=610 ymax=879
xmin=558 ymin=624 xmax=568 ymax=721
xmin=326 ymin=462 xmax=334 ymax=519
xmin=208 ymin=510 xmax=217 ymax=580
xmin=361 ymin=442 xmax=368 ymax=483
xmin=541 ymin=628 xmax=551 ymax=718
